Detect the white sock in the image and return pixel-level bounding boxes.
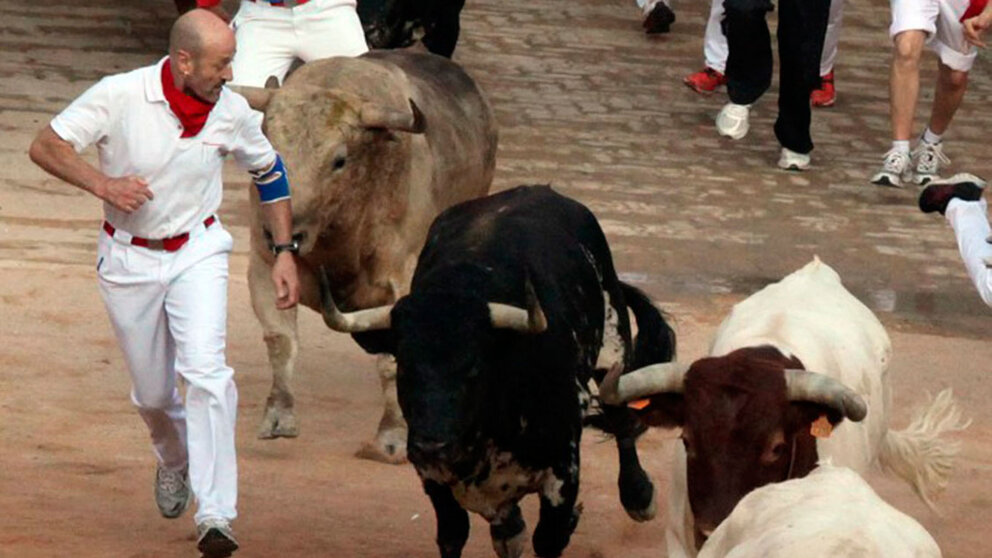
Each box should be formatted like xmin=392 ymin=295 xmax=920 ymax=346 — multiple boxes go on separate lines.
xmin=922 ymin=127 xmax=943 ymax=145
xmin=892 ymin=140 xmax=911 ymax=154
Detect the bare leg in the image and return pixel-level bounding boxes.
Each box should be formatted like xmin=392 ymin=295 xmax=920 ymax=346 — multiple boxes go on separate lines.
xmin=890 ymin=30 xmax=926 ymax=140
xmin=927 ymin=62 xmax=969 ymax=135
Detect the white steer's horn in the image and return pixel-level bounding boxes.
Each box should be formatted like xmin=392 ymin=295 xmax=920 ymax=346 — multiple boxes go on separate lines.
xmin=360 ymin=99 xmax=426 ymax=134
xmin=226 ymin=84 xmax=276 ymax=112
xmin=784 ymin=369 xmax=868 ymax=422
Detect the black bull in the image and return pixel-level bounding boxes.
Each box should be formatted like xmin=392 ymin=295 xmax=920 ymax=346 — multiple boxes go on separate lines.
xmin=319 ymin=185 xmax=676 ymax=558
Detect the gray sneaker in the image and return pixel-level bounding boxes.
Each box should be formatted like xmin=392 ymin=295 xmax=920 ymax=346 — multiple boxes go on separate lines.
xmin=155 ymin=464 xmax=191 ymax=519
xmin=870 ymin=148 xmax=912 ymax=187
xmin=912 ymin=141 xmax=950 ymax=185
xmin=197 ymin=518 xmax=239 ymax=558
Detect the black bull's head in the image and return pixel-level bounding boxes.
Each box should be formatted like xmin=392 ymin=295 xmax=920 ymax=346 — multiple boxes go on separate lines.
xmin=316 ymin=267 xmax=547 ymax=468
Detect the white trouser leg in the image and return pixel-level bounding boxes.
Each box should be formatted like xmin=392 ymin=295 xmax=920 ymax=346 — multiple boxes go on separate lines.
xmin=294 ymin=1 xmax=369 ymax=61
xmin=637 ymin=0 xmax=670 ymax=10
xmin=165 ymin=227 xmax=238 ymax=524
xmin=820 ymin=0 xmax=845 ymax=75
xmin=98 ymin=233 xmax=188 ymax=472
xmin=98 ymin=224 xmax=238 ymax=524
xmin=945 ymin=198 xmax=992 ymax=307
xmin=703 ymin=0 xmax=727 ymax=73
xmin=703 ymin=0 xmax=843 ymax=76
xmin=230 ymin=1 xmax=298 ymax=86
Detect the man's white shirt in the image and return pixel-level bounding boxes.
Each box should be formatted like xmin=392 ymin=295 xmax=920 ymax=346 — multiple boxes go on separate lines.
xmin=51 ymin=56 xmax=275 ymax=239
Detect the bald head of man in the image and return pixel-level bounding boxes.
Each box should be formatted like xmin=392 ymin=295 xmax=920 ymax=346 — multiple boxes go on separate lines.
xmin=169 ymin=9 xmax=235 ymax=103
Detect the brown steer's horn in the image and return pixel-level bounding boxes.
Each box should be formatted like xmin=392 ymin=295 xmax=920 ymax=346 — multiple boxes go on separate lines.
xmin=318 ymin=267 xmax=393 ymax=333
xmin=488 ymin=279 xmax=547 ymax=334
xmin=227 ymin=85 xmax=276 ymax=112
xmin=359 ymin=99 xmax=426 ymax=134
xmin=598 ymin=361 xmax=689 ymax=405
xmin=784 ymin=369 xmax=868 ymax=422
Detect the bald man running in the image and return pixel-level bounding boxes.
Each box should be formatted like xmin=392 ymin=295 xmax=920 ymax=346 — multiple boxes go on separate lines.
xmin=29 ymin=9 xmax=300 ymax=557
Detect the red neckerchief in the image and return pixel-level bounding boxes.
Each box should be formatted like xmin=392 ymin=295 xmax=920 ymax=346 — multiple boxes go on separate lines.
xmin=161 ymin=58 xmax=215 ymax=138
xmin=962 ymin=0 xmax=988 ymax=22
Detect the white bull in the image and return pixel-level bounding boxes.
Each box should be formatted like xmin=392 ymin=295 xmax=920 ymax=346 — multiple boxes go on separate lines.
xmin=232 ymin=50 xmax=497 ymax=462
xmin=697 ymin=463 xmax=942 ymax=558
xmin=601 ymin=257 xmax=968 ymax=557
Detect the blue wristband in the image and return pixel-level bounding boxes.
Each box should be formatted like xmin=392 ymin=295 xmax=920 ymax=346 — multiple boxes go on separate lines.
xmin=251 ymin=154 xmax=291 ymax=204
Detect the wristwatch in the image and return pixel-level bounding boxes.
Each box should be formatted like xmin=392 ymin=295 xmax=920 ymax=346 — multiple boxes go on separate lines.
xmin=271 ymin=239 xmax=300 ymax=256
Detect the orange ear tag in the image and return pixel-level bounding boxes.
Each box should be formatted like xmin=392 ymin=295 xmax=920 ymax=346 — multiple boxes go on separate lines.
xmin=628 ymin=398 xmax=651 ymax=410
xmin=810 ymin=415 xmax=833 ymax=438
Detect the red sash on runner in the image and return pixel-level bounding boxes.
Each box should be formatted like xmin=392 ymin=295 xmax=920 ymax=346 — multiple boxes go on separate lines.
xmin=161 ymin=59 xmax=215 ymax=139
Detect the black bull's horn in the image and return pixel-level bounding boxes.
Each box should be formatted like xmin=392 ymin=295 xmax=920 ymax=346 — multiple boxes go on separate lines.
xmin=599 ymin=362 xmax=867 ymax=422
xmin=318 ymin=267 xmax=393 ymax=333
xmin=317 ymin=267 xmax=548 ymax=335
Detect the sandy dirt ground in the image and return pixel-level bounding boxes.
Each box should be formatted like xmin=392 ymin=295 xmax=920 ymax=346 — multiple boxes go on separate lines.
xmin=2 ymin=1 xmax=992 ymax=557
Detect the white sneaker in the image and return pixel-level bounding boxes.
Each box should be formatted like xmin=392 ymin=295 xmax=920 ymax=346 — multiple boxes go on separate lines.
xmin=155 ymin=464 xmax=191 ymax=519
xmin=716 ymin=103 xmax=750 ymax=140
xmin=870 ymin=148 xmax=912 ymax=187
xmin=778 ymin=148 xmax=810 ymax=171
xmin=912 ymin=141 xmax=950 ymax=185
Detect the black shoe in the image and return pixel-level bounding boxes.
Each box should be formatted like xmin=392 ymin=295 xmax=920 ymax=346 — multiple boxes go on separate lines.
xmin=197 ymin=519 xmax=239 ymax=558
xmin=918 ymin=174 xmax=986 ymax=215
xmin=643 ymin=2 xmax=676 ymax=34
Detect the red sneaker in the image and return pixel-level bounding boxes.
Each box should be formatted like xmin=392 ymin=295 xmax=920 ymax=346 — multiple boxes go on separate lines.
xmin=683 ymin=67 xmax=726 ymax=94
xmin=811 ymin=71 xmax=835 ymax=108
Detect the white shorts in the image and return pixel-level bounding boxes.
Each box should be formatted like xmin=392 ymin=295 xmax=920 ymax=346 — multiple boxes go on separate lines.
xmin=890 ymin=0 xmax=977 ymax=71
xmin=231 ymin=0 xmax=368 ymax=86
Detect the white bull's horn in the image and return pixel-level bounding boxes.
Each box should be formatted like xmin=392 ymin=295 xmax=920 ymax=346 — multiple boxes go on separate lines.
xmin=226 ymin=85 xmax=276 ymax=112
xmin=318 ymin=266 xmax=393 ymax=333
xmin=784 ymin=369 xmax=868 ymax=422
xmin=598 ymin=361 xmax=689 ymax=405
xmin=360 ymin=99 xmax=426 ymax=134
xmin=488 ymin=278 xmax=547 ymax=334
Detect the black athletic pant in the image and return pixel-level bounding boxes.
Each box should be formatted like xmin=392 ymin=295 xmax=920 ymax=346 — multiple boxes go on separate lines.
xmin=723 ymin=0 xmax=830 ymax=155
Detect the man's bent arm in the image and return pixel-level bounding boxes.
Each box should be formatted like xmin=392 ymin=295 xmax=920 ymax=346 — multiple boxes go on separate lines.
xmin=29 ymin=125 xmax=111 ymax=198
xmin=29 ymin=125 xmax=153 ymax=213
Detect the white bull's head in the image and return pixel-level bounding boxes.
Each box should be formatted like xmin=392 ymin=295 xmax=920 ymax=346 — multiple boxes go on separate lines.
xmin=229 ymin=81 xmax=425 ymax=256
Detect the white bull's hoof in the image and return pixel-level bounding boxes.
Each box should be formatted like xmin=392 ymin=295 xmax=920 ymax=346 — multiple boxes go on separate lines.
xmin=355 ymin=426 xmax=407 ymax=464
xmin=257 ymin=405 xmax=300 ymax=439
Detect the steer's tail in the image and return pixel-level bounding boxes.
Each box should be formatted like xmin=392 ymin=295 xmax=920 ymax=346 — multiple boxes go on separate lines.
xmin=878 ymin=388 xmax=970 ymax=511
xmin=620 ymin=282 xmax=676 ymax=369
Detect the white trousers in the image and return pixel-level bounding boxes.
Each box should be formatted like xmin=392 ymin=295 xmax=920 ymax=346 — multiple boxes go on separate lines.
xmin=637 ymin=0 xmax=671 ymax=10
xmin=97 ymin=221 xmax=238 ymax=524
xmin=945 ymin=198 xmax=992 ymax=307
xmin=230 ymin=0 xmax=369 ymax=86
xmin=702 ymin=0 xmax=845 ymax=76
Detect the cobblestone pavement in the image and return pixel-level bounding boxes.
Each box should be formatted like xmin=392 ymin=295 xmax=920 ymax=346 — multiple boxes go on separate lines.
xmin=3 ymin=0 xmax=992 ymax=337
xmin=1 ymin=1 xmax=990 ymax=557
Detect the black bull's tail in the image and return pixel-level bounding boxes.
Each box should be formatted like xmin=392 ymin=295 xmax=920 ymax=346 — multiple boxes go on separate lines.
xmin=584 ymin=282 xmax=676 ymax=434
xmin=622 ymin=282 xmax=677 ymax=370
